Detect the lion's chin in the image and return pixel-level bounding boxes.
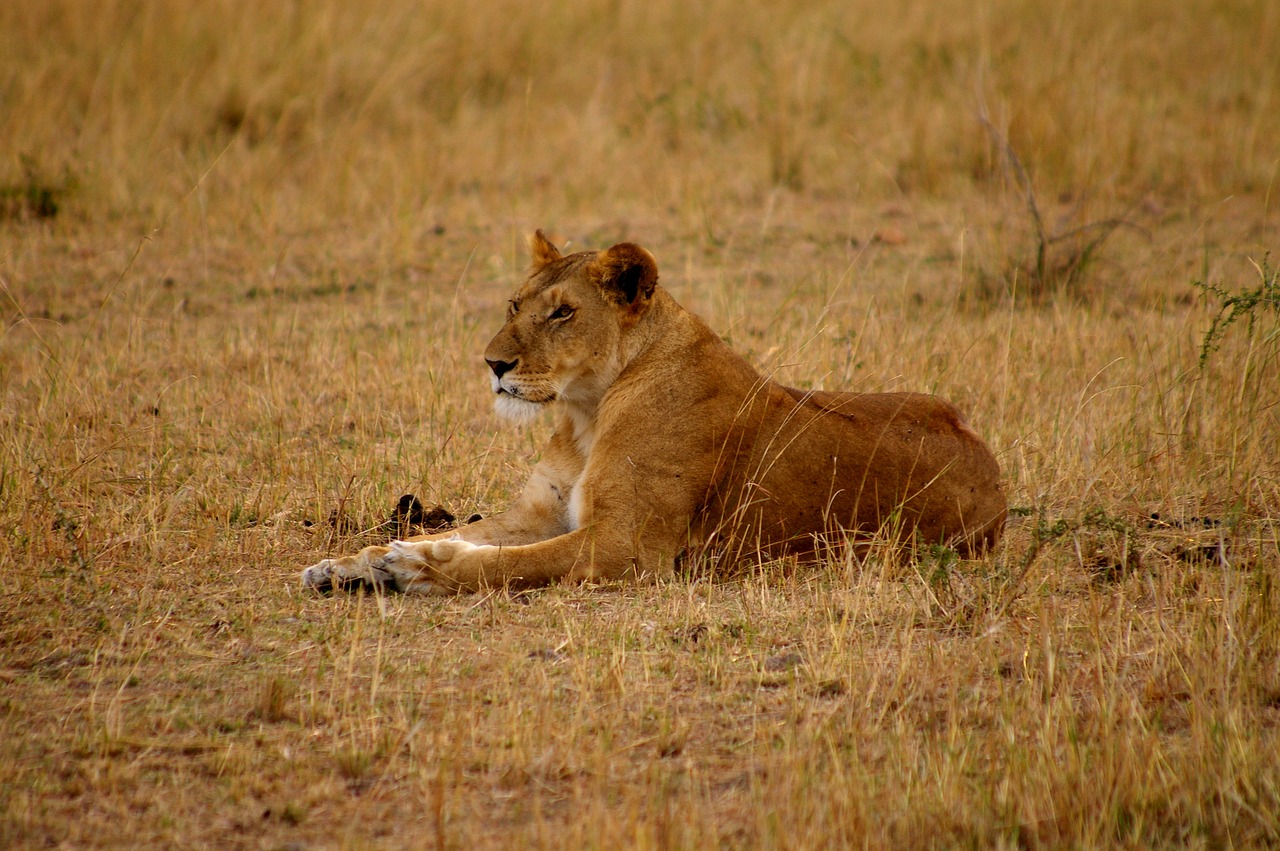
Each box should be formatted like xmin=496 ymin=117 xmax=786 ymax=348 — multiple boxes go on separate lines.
xmin=494 ymin=393 xmax=547 ymax=423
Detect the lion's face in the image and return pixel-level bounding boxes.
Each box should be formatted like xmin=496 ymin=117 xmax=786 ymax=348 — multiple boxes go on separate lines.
xmin=483 ymin=231 xmax=658 ymax=421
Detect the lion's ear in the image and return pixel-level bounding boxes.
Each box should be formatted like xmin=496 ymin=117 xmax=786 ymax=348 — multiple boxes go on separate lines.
xmin=528 ymin=229 xmax=563 ymax=268
xmin=595 ymin=242 xmax=659 ymax=308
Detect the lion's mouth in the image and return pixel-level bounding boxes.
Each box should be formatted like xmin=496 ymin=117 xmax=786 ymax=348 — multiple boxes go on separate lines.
xmin=491 ymin=373 xmax=520 ymax=398
xmin=493 ymin=375 xmax=555 ymax=405
xmin=496 ymin=386 xmax=543 ymax=401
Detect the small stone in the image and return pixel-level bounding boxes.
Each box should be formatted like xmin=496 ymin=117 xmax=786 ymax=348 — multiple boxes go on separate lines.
xmin=871 ymin=226 xmax=908 ymax=246
xmin=764 ymin=652 xmax=803 ymax=672
xmin=528 ymin=648 xmax=567 ymax=663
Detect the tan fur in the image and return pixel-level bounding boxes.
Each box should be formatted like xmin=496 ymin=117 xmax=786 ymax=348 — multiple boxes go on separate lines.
xmin=301 ymin=232 xmax=1007 ymax=595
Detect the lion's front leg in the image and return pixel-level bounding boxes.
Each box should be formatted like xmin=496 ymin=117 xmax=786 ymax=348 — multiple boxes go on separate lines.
xmin=300 ymin=540 xmax=468 ymax=596
xmin=304 ymin=526 xmax=680 ymax=596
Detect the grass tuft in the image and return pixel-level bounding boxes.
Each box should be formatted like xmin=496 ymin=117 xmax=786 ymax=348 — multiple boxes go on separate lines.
xmin=0 ymin=156 xmax=75 ymax=221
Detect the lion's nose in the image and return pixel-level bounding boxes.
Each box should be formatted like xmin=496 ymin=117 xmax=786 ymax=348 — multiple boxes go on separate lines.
xmin=486 ymin=358 xmax=517 ymax=378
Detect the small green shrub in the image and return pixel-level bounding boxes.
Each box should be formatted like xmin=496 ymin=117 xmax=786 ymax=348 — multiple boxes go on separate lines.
xmin=1195 ymin=255 xmax=1280 ymax=368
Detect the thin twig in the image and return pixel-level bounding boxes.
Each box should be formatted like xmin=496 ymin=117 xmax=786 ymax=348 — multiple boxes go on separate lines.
xmin=976 ymin=107 xmax=1048 ymax=279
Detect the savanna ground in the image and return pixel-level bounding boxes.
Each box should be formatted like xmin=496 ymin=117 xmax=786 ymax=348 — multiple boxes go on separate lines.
xmin=2 ymin=1 xmax=1279 ymax=847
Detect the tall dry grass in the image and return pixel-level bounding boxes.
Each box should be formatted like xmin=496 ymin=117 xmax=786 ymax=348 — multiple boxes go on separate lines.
xmin=2 ymin=0 xmax=1279 ymax=847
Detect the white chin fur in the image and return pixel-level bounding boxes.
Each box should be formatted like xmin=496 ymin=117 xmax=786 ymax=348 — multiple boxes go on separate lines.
xmin=494 ymin=393 xmax=546 ymax=423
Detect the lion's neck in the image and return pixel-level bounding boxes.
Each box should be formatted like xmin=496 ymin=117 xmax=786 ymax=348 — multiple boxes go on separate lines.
xmin=566 ymin=405 xmax=596 ymax=459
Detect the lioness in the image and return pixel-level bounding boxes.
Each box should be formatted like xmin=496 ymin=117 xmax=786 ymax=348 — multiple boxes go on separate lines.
xmin=302 ymin=231 xmax=1006 ymax=594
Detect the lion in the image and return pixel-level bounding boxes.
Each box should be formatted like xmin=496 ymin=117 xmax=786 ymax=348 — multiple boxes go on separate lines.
xmin=301 ymin=231 xmax=1006 ymax=595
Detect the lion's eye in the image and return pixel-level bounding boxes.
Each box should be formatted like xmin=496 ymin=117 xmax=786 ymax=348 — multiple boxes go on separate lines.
xmin=550 ymin=305 xmax=575 ymax=321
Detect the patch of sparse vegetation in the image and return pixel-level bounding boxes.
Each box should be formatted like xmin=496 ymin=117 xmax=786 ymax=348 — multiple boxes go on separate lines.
xmin=973 ymin=109 xmax=1143 ymax=301
xmin=0 ymin=156 xmax=75 ymax=221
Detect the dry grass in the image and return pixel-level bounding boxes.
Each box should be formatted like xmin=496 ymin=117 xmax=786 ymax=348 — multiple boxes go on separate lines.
xmin=2 ymin=0 xmax=1279 ymax=847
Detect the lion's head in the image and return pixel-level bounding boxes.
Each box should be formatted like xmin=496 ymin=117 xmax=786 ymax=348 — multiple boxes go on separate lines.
xmin=483 ymin=230 xmax=659 ymax=421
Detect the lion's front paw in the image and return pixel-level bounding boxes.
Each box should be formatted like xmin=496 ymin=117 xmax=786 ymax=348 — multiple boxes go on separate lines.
xmin=300 ymin=541 xmax=462 ymax=596
xmin=381 ymin=540 xmax=457 ymax=594
xmin=301 ymin=559 xmax=337 ymax=593
xmin=299 ymin=547 xmax=399 ymax=594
